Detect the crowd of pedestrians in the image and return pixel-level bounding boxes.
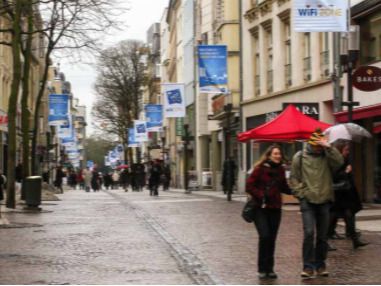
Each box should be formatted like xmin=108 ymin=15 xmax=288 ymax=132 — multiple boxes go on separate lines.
xmin=51 ymin=160 xmax=171 ymax=195
xmin=245 ymin=129 xmax=369 ymax=280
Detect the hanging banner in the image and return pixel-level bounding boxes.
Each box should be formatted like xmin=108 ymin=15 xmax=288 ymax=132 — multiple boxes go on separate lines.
xmin=48 ymin=94 xmax=70 ymax=126
xmin=293 ymin=0 xmax=348 ymax=32
xmin=145 ymin=104 xmax=163 ymax=131
xmin=162 ymin=83 xmax=186 ymax=118
xmin=105 ymin=156 xmax=111 ymax=166
xmin=128 ymin=128 xmax=139 ymax=148
xmin=134 ymin=120 xmax=148 ymax=142
xmin=198 ymin=45 xmax=228 ymax=94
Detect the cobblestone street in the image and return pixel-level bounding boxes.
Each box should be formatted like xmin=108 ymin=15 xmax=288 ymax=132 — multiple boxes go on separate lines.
xmin=1 ymin=188 xmax=381 ymax=285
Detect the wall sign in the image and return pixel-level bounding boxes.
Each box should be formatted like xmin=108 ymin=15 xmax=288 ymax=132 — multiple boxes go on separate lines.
xmin=283 ymin=103 xmax=319 ymax=120
xmin=353 ymin=66 xmax=381 ymax=92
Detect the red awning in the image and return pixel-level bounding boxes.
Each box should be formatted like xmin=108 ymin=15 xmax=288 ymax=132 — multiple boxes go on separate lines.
xmin=334 ymin=103 xmax=381 ymax=123
xmin=0 ymin=115 xmax=8 ymax=125
xmin=238 ymin=104 xmax=332 ymax=142
xmin=374 ymin=125 xmax=381 ymax=134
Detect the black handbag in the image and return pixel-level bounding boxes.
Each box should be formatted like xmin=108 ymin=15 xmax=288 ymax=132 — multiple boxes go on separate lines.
xmin=242 ymin=200 xmax=257 ymax=223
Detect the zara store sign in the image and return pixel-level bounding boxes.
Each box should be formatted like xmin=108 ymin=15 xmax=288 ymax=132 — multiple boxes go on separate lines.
xmin=282 ymin=103 xmax=319 ymax=120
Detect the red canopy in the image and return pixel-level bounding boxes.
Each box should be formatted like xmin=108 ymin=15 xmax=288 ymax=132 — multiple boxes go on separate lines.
xmin=238 ymin=104 xmax=332 ymax=142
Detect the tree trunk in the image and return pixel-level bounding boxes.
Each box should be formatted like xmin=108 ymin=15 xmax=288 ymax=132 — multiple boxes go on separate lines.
xmin=31 ymin=49 xmax=51 ymax=175
xmin=21 ymin=0 xmax=34 ymax=179
xmin=6 ymin=0 xmax=23 ymax=209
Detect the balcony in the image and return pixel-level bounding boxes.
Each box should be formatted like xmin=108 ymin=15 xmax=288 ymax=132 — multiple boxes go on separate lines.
xmin=303 ymin=57 xmax=311 ymax=82
xmin=320 ymin=51 xmax=329 ymax=77
xmin=285 ymin=64 xmax=292 ymax=87
xmin=267 ymin=70 xmax=273 ymax=93
xmin=255 ymin=75 xmax=260 ymax=96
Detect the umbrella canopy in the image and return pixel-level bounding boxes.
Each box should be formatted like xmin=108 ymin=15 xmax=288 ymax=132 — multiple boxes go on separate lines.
xmin=116 ymin=164 xmax=129 ymax=170
xmin=238 ymin=104 xmax=332 ymax=142
xmin=324 ymin=123 xmax=372 ymax=143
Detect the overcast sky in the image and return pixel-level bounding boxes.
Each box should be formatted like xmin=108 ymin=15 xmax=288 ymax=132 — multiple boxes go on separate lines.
xmin=56 ymin=0 xmax=169 ymax=135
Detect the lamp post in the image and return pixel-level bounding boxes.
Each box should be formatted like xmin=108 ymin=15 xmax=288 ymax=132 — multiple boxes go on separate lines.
xmin=183 ymin=118 xmax=190 ymax=194
xmin=340 ymin=25 xmax=360 ymax=123
xmin=223 ymin=93 xmax=234 ymax=201
xmin=161 ymin=127 xmax=166 ymax=161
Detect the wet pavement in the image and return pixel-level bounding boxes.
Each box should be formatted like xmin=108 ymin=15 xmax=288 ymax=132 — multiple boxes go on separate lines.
xmin=1 ymin=188 xmax=381 ymax=285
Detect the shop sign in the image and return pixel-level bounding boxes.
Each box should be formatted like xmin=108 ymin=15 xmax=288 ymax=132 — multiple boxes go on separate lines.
xmin=283 ymin=103 xmax=319 ymax=120
xmin=212 ymin=95 xmax=225 ymax=115
xmin=353 ymin=66 xmax=381 ymax=92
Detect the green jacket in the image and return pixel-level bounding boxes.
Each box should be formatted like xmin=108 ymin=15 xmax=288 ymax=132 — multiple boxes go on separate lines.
xmin=290 ymin=146 xmax=343 ymax=204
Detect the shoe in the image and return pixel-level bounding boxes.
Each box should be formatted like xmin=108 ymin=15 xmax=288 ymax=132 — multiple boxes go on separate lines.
xmin=258 ymin=272 xmax=267 ymax=279
xmin=353 ymin=239 xmax=369 ymax=249
xmin=301 ymin=268 xmax=315 ymax=279
xmin=267 ymin=272 xmax=278 ymax=279
xmin=329 ymin=233 xmax=345 ymax=240
xmin=328 ymin=243 xmax=337 ymax=251
xmin=316 ymin=266 xmax=329 ymax=277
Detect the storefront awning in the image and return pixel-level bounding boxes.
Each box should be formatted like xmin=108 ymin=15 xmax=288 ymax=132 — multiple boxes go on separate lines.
xmin=334 ymin=103 xmax=381 ymax=123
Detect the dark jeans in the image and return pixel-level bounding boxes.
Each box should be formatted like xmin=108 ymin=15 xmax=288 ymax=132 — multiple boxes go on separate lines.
xmin=300 ymin=199 xmax=331 ymax=269
xmin=328 ymin=209 xmax=356 ymax=238
xmin=252 ymin=208 xmax=281 ymax=273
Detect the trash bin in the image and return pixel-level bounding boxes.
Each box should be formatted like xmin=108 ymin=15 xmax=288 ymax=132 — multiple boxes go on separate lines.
xmin=24 ymin=176 xmax=42 ymax=208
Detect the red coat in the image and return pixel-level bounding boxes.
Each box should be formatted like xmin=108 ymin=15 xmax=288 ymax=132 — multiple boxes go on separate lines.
xmin=246 ymin=162 xmax=291 ymax=209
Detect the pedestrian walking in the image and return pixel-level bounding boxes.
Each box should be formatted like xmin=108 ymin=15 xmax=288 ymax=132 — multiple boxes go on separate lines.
xmin=83 ymin=168 xmax=92 ymax=192
xmin=149 ymin=160 xmax=162 ymax=196
xmin=290 ymin=129 xmax=343 ymax=278
xmin=0 ymin=169 xmax=6 ymax=202
xmin=222 ymin=158 xmax=237 ymax=197
xmin=103 ymin=172 xmax=113 ymax=190
xmin=245 ymin=145 xmax=291 ymax=279
xmin=112 ymin=171 xmax=120 ymax=189
xmin=328 ymin=140 xmax=369 ymax=249
xmin=119 ymin=168 xmax=130 ymax=192
xmin=54 ymin=166 xmax=66 ymax=194
xmin=162 ymin=163 xmax=171 ymax=191
xmin=77 ymin=170 xmax=84 ymax=190
xmin=91 ymin=169 xmax=100 ymax=192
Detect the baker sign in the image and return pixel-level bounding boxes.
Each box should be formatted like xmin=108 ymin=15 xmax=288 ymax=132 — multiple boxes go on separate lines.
xmin=353 ymin=66 xmax=381 ymax=92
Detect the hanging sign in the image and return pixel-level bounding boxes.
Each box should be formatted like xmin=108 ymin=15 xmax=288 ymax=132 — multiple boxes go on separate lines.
xmin=198 ymin=45 xmax=228 ymax=94
xmin=48 ymin=94 xmax=70 ymax=126
xmin=145 ymin=104 xmax=163 ymax=131
xmin=353 ymin=66 xmax=381 ymax=92
xmin=134 ymin=120 xmax=148 ymax=142
xmin=162 ymin=83 xmax=186 ymax=118
xmin=293 ymin=0 xmax=348 ymax=32
xmin=128 ymin=128 xmax=139 ymax=148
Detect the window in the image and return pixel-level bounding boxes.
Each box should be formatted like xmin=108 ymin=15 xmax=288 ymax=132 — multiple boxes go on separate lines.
xmin=320 ymin=33 xmax=329 ymax=77
xmin=252 ymin=30 xmax=260 ymax=96
xmin=303 ymin=33 xmax=311 ymax=82
xmin=266 ymin=28 xmax=273 ymax=92
xmin=359 ymin=11 xmax=381 ymax=64
xmin=284 ymin=22 xmax=292 ymax=87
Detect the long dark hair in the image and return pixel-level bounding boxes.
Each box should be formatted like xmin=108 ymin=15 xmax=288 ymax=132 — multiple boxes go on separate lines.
xmin=253 ymin=144 xmax=284 ymax=168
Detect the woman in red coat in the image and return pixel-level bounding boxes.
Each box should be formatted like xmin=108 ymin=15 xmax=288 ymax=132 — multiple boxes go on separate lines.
xmin=246 ymin=144 xmax=291 ymax=280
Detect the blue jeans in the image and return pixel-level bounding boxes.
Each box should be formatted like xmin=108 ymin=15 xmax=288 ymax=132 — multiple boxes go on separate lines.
xmin=300 ymin=199 xmax=331 ymax=270
xmin=253 ymin=208 xmax=281 ymax=273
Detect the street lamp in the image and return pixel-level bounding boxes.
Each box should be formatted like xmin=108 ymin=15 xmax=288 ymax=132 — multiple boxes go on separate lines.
xmin=340 ymin=25 xmax=360 ymax=123
xmin=183 ymin=118 xmax=190 ymax=194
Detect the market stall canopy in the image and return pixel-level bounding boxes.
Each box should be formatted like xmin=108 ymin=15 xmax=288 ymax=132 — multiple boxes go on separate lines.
xmin=238 ymin=104 xmax=332 ymax=142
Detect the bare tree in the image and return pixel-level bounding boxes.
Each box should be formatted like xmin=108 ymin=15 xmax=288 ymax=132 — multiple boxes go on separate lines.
xmin=30 ymin=0 xmax=125 ymax=175
xmin=0 ymin=0 xmax=124 ymax=207
xmin=92 ymin=40 xmax=147 ymax=163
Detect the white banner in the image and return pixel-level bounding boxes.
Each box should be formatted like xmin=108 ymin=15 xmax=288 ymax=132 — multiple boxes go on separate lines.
xmin=162 ymin=83 xmax=186 ymax=118
xmin=134 ymin=120 xmax=148 ymax=142
xmin=293 ymin=0 xmax=348 ymax=32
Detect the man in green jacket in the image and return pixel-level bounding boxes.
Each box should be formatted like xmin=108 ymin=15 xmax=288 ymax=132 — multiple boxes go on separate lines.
xmin=290 ymin=129 xmax=343 ymax=279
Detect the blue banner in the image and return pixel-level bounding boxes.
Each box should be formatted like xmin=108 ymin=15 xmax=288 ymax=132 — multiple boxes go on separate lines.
xmin=134 ymin=120 xmax=148 ymax=142
xmin=128 ymin=128 xmax=139 ymax=147
xmin=198 ymin=45 xmax=228 ymax=94
xmin=48 ymin=94 xmax=70 ymax=126
xmin=145 ymin=104 xmax=163 ymax=131
xmin=87 ymin=160 xmax=94 ymax=169
xmin=162 ymin=83 xmax=186 ymax=118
